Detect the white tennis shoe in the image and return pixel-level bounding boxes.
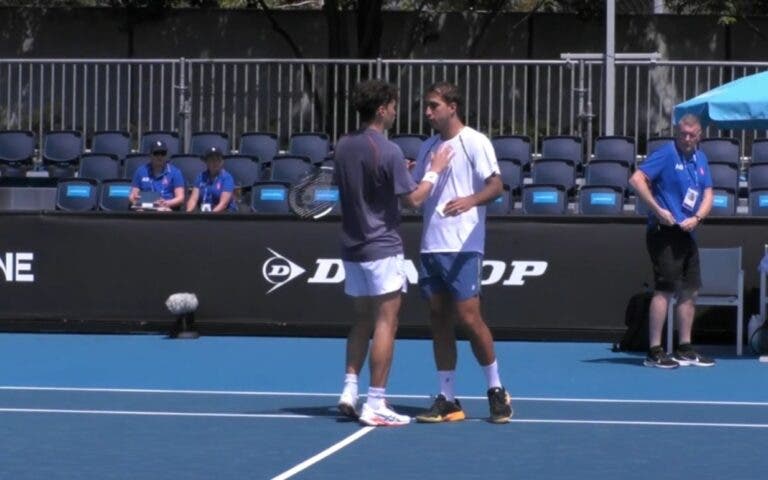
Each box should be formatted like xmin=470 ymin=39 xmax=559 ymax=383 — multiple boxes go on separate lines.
xmin=358 ymin=403 xmax=411 ymax=426
xmin=337 ymin=390 xmax=359 ymax=419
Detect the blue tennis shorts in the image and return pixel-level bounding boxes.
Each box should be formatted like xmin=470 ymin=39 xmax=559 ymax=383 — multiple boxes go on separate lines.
xmin=418 ymin=252 xmax=483 ymax=301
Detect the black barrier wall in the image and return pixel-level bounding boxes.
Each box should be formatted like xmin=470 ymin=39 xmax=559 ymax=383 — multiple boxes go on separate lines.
xmin=0 ymin=213 xmax=765 ymax=340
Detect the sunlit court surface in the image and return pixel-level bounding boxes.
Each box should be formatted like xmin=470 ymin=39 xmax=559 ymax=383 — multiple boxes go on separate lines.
xmin=1 ymin=333 xmax=767 ymax=480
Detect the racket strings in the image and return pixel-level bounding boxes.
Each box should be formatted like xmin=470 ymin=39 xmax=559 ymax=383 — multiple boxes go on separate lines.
xmin=288 ymin=168 xmax=336 ymax=219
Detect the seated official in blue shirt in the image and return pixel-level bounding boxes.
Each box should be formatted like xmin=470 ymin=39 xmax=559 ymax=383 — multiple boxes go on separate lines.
xmin=128 ymin=140 xmax=186 ymax=211
xmin=185 ymin=147 xmax=237 ymax=213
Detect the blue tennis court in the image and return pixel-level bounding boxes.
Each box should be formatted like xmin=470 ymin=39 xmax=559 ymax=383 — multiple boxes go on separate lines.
xmin=1 ymin=333 xmax=766 ymax=479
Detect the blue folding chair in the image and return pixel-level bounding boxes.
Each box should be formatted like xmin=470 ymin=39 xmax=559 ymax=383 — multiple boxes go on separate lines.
xmin=43 ymin=130 xmax=84 ymax=176
xmin=0 ymin=130 xmax=35 ymax=176
xmin=522 ymin=185 xmax=567 ymax=215
xmin=710 ymin=188 xmax=736 ymax=217
xmin=391 ymin=134 xmax=426 ymax=161
xmin=492 ymin=135 xmax=532 ymax=169
xmin=541 ymin=135 xmax=583 ymax=167
xmin=224 ymin=155 xmax=263 ymax=188
xmin=578 ymin=185 xmax=624 ymax=215
xmin=251 ymin=182 xmax=291 ymax=215
xmin=55 ymin=178 xmax=99 ymax=211
xmin=190 ymin=131 xmax=230 ymax=157
xmin=91 ymin=130 xmax=131 ymax=160
xmin=123 ymin=154 xmax=151 ymax=180
xmin=748 ymin=163 xmax=768 ymax=191
xmin=289 ymin=132 xmax=330 ymax=165
xmin=487 ymin=187 xmax=513 ymax=216
xmin=751 ymin=139 xmax=768 ymax=165
xmin=594 ymin=136 xmax=635 ymax=165
xmin=699 ymin=137 xmax=740 ymax=167
xmin=170 ymin=155 xmax=206 ymax=187
xmin=498 ymin=158 xmax=523 ymax=193
xmin=239 ymin=132 xmax=279 ymax=164
xmin=646 ymin=136 xmax=673 ymax=156
xmin=78 ymin=153 xmax=121 ymax=181
xmin=584 ymin=160 xmax=629 ymax=190
xmin=99 ymin=179 xmax=133 ymax=212
xmin=270 ymin=154 xmax=314 ymax=185
xmin=0 ymin=129 xmax=35 ymax=164
xmin=531 ymin=158 xmax=576 ymax=192
xmin=709 ymin=162 xmax=739 ymax=193
xmin=749 ymin=189 xmax=768 ymax=216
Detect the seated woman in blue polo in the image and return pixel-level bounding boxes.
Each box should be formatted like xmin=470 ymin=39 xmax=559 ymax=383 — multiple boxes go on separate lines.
xmin=128 ymin=140 xmax=186 ymax=211
xmin=185 ymin=146 xmax=238 ymax=213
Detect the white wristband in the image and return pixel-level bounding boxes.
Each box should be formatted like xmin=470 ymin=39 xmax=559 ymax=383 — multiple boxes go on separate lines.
xmin=422 ymin=171 xmax=439 ymax=184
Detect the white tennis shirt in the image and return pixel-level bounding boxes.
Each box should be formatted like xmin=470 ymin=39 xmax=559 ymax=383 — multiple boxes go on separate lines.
xmin=414 ymin=126 xmax=500 ymax=254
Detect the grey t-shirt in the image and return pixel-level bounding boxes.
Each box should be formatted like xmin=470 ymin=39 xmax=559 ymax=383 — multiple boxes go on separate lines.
xmin=334 ymin=128 xmax=417 ymax=262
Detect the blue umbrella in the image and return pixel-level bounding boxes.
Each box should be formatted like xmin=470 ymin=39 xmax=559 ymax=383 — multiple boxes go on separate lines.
xmin=674 ymin=70 xmax=768 ymax=129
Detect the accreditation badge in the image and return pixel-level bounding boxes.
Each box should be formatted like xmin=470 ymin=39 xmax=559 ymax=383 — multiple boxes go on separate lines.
xmin=682 ymin=187 xmax=699 ymax=212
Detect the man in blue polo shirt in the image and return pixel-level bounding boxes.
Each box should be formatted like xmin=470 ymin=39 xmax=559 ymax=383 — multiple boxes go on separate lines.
xmin=629 ymin=114 xmax=714 ymax=369
xmin=185 ymin=146 xmax=237 ymax=213
xmin=128 ymin=140 xmax=185 ymax=211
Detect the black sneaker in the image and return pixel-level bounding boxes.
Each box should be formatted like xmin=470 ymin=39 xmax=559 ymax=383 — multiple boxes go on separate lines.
xmin=414 ymin=394 xmax=466 ymax=423
xmin=487 ymin=387 xmax=513 ymax=424
xmin=643 ymin=346 xmax=679 ymax=369
xmin=672 ymin=346 xmax=715 ymax=367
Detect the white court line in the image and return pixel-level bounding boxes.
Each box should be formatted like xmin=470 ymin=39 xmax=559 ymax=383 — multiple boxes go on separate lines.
xmin=0 ymin=386 xmax=339 ymax=397
xmin=2 ymin=386 xmax=768 ymax=407
xmin=270 ymin=427 xmax=375 ymax=480
xmin=511 ymin=418 xmax=768 ymax=429
xmin=1 ymin=407 xmax=767 ymax=430
xmin=0 ymin=407 xmax=310 ymax=419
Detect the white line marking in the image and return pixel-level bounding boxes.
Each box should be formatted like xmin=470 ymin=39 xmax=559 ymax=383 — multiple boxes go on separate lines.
xmin=510 ymin=418 xmax=768 ymax=429
xmin=2 ymin=407 xmax=765 ymax=430
xmin=1 ymin=386 xmax=767 ymax=407
xmin=510 ymin=396 xmax=768 ymax=407
xmin=271 ymin=427 xmax=375 ymax=480
xmin=0 ymin=386 xmax=339 ymax=397
xmin=0 ymin=407 xmax=310 ymax=419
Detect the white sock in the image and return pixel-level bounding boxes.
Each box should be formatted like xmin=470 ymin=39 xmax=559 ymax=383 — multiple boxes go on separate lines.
xmin=438 ymin=370 xmax=456 ymax=401
xmin=366 ymin=386 xmax=386 ymax=410
xmin=482 ymin=360 xmax=502 ymax=389
xmin=343 ymin=373 xmax=358 ymax=397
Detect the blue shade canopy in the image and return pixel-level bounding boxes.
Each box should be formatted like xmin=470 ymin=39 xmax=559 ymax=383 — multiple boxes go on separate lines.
xmin=674 ymin=70 xmax=768 ymax=129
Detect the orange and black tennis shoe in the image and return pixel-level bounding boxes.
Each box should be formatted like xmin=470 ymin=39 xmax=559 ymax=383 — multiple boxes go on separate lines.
xmin=415 ymin=395 xmax=466 ymax=423
xmin=487 ymin=387 xmax=513 ymax=424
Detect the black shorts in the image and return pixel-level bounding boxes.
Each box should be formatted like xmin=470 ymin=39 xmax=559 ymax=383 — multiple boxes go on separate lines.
xmin=645 ymin=225 xmax=701 ymax=293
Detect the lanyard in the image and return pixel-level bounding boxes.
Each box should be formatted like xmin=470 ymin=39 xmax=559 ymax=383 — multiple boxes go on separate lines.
xmin=681 ymin=151 xmax=698 ymax=187
xmin=202 ymin=172 xmax=221 ymax=204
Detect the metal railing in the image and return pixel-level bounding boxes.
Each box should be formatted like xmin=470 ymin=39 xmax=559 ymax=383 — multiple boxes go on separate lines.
xmin=2 ymin=57 xmax=768 ymax=156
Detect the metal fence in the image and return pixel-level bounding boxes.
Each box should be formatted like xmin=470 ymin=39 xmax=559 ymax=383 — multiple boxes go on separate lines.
xmin=2 ymin=57 xmax=768 ymax=156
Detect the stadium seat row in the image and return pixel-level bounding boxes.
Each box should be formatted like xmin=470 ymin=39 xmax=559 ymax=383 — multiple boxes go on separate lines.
xmin=53 ymin=175 xmax=768 ymax=217
xmin=0 ymin=130 xmax=333 ymax=177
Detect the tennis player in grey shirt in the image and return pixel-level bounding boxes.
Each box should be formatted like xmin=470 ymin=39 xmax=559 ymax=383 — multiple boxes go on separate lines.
xmin=334 ymin=79 xmax=453 ymax=426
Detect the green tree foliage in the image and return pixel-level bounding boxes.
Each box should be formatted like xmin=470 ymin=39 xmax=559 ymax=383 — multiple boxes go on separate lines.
xmin=665 ymin=0 xmax=768 ymax=24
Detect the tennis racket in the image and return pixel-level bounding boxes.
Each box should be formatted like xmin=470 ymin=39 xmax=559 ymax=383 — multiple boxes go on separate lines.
xmin=288 ymin=165 xmax=338 ymax=220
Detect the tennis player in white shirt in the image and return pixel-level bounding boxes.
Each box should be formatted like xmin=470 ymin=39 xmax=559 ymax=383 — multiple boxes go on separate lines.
xmin=412 ymin=82 xmax=513 ymax=424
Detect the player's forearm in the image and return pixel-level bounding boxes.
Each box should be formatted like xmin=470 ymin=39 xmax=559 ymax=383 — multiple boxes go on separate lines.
xmin=470 ymin=176 xmax=503 ymax=206
xmin=402 ymin=180 xmax=436 ymax=208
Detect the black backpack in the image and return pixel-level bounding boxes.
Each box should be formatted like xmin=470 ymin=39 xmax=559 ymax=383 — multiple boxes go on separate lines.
xmin=612 ymin=291 xmax=653 ymax=352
